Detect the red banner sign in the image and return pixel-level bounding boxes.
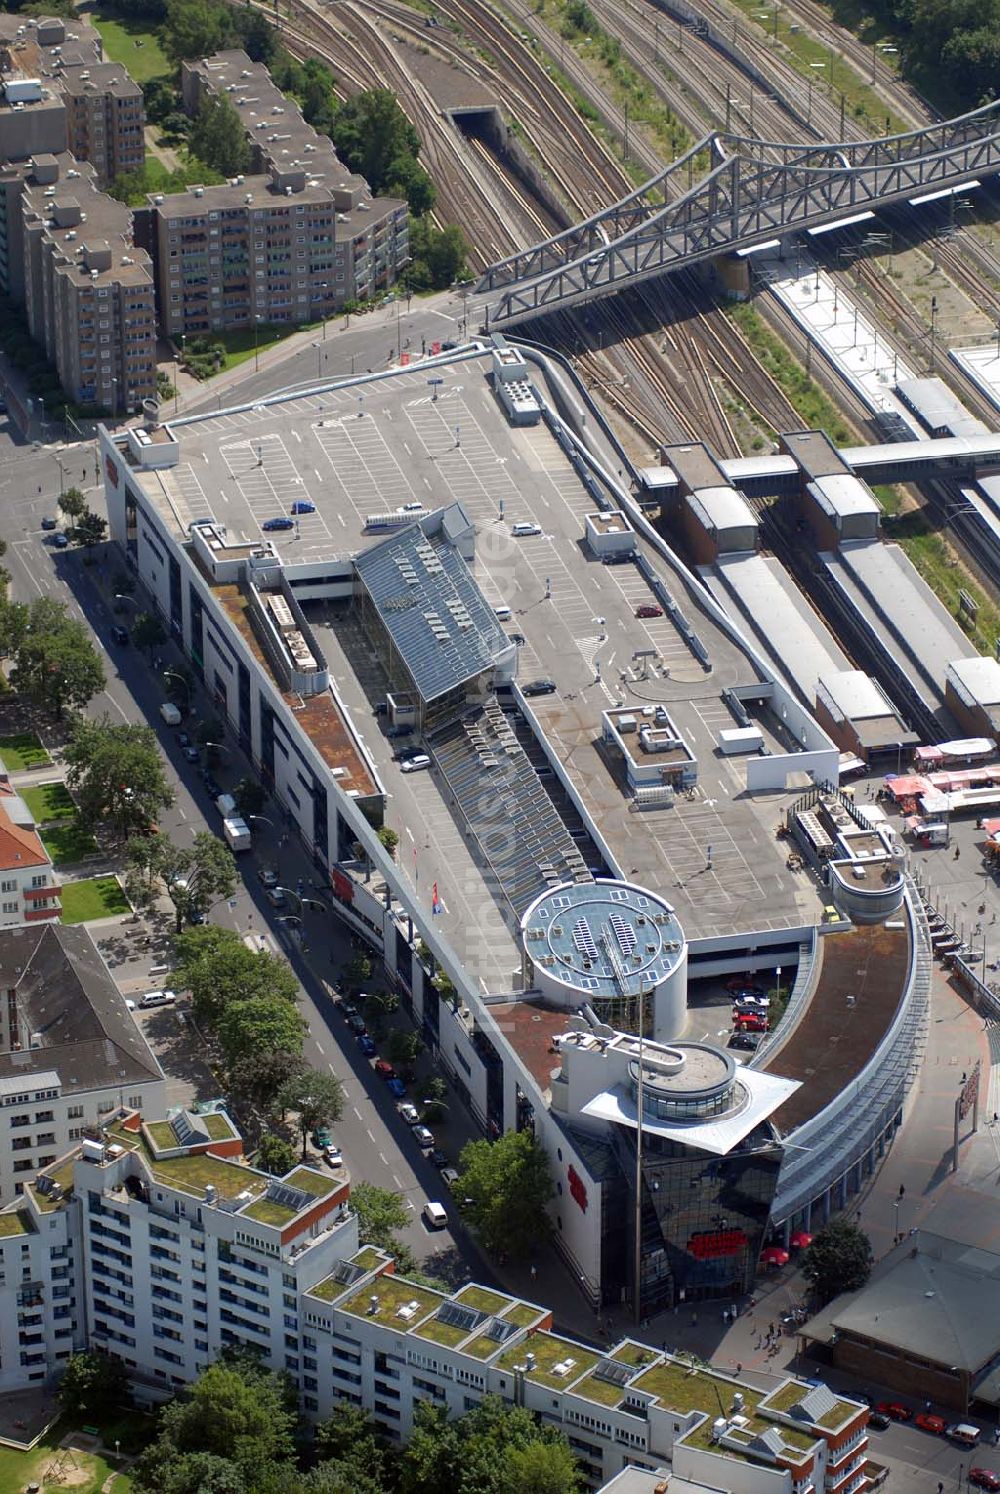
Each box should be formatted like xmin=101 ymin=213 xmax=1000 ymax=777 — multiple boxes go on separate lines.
xmin=330 ymin=867 xmax=354 ymax=905
xmin=105 ymin=455 xmax=119 ymax=489
xmin=568 ymin=1164 xmax=587 ymax=1212
xmin=687 ymin=1229 xmax=749 ymax=1260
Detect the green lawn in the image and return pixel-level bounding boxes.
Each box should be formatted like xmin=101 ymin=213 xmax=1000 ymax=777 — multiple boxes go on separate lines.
xmin=0 ymin=1427 xmax=121 ymax=1493
xmin=60 ymin=876 xmax=129 ymax=923
xmin=22 ymin=780 xmax=77 ymax=824
xmin=210 ymin=323 xmax=311 ymax=374
xmin=91 ymin=8 xmax=171 ymax=84
xmin=41 ymin=817 xmax=100 ymax=865
xmin=0 ymin=731 xmax=49 ymax=770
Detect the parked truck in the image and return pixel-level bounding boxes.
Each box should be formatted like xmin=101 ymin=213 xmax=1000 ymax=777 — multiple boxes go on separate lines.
xmin=222 ymin=816 xmax=252 ymax=853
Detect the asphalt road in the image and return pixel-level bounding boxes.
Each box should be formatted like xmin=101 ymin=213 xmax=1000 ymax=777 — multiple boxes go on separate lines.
xmin=0 ymin=426 xmax=477 ymax=1280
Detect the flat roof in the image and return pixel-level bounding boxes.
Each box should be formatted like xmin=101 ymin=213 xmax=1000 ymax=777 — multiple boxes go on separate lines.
xmin=808 ymin=473 xmax=880 ymax=520
xmin=685 ymin=484 xmax=758 ymax=534
xmin=520 ymin=879 xmax=684 ymax=1001
xmin=662 ymin=442 xmax=728 ymax=493
xmin=761 ymin=922 xmax=909 ymax=1132
xmin=804 ymin=1229 xmax=1000 ymax=1373
xmin=710 ymin=552 xmax=851 ymax=704
xmin=23 ymin=153 xmax=151 ymax=288
xmin=947 ymin=654 xmax=1000 ymax=708
xmin=782 ymin=429 xmax=849 ymax=481
xmin=816 ymin=668 xmax=898 ymax=723
xmin=152 ymin=174 xmax=340 ymax=217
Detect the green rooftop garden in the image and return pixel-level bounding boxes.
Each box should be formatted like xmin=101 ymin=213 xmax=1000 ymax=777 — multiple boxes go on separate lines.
xmin=630 ymin=1360 xmax=819 ymax=1460
xmin=611 ymin=1340 xmax=659 ymax=1367
xmin=144 ymin=1121 xmax=177 ymax=1151
xmin=242 ymin=1195 xmax=297 ymax=1227
xmin=338 ymin=1274 xmax=442 ymax=1329
xmin=572 ymin=1371 xmax=631 ymax=1409
xmin=201 ymin=1112 xmax=236 ymax=1141
xmin=105 ymin=1119 xmax=265 ymax=1203
xmin=351 ymin=1246 xmax=387 ymax=1270
xmin=456 ymin=1285 xmax=511 ymax=1315
xmin=463 ymin=1329 xmax=510 ymax=1361
xmin=502 ymin=1302 xmax=543 ymax=1329
xmin=0 ymin=1211 xmax=30 ymax=1236
xmin=495 ymin=1333 xmax=599 ymax=1391
xmin=285 ymin=1167 xmax=336 ymax=1199
xmin=413 ymin=1314 xmax=472 ymax=1349
xmin=27 ymin=1159 xmax=76 ymax=1213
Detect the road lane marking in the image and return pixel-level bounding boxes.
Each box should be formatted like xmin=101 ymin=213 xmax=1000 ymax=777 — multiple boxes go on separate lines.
xmin=315 ymin=1041 xmax=324 ymax=1055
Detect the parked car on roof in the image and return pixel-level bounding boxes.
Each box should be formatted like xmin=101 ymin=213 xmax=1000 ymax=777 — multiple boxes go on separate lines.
xmin=262 ymin=516 xmax=294 ymax=532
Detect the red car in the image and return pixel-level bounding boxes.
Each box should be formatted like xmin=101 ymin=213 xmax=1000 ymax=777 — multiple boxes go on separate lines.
xmin=915 ymin=1412 xmax=947 ymax=1435
xmin=734 ymin=1012 xmax=768 ymax=1032
xmin=875 ymin=1401 xmax=912 ymax=1423
xmin=970 ymin=1472 xmax=1000 ymax=1491
xmin=373 ymin=1060 xmax=395 ymax=1080
xmin=635 ymin=604 xmax=663 ymax=618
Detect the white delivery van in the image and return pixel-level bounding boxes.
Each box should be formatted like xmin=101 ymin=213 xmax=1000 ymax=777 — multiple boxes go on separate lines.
xmin=222 ymin=817 xmax=252 ymax=852
xmin=494 ymin=604 xmax=512 ymax=621
xmin=159 ymin=702 xmax=182 ymax=726
xmin=422 ymin=1201 xmax=447 ymax=1230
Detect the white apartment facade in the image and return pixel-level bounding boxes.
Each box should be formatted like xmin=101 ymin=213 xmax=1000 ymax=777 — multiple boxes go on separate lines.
xmin=2 ymin=1107 xmax=870 ymax=1493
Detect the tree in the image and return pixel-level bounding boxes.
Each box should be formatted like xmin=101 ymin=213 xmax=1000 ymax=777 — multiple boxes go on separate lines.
xmin=75 ymin=509 xmax=108 ymax=548
xmin=174 ymin=925 xmax=300 ymax=1025
xmin=457 ymin=1130 xmax=553 ymax=1261
xmin=58 ymin=1350 xmax=130 ymax=1418
xmin=216 ymin=994 xmax=306 ymax=1072
xmin=188 ymin=94 xmax=252 ymax=177
xmin=407 ymin=218 xmax=468 ymax=292
xmin=363 ymin=988 xmax=398 ymax=1036
xmin=166 ymin=830 xmax=238 ymax=932
xmin=800 ymin=1218 xmax=874 ymax=1305
xmin=131 ymin=1359 xmax=297 ymax=1490
xmin=331 ymin=90 xmax=421 ymax=197
xmin=344 ymin=952 xmax=372 ymax=989
xmin=256 ymin=1132 xmax=297 ymax=1176
xmin=386 ymin=1027 xmax=422 ymax=1068
xmin=132 ymin=611 xmax=167 ymax=658
xmin=123 ymin=832 xmax=176 ymax=913
xmin=233 ymin=775 xmax=267 ymax=819
xmin=229 ymin=1048 xmax=304 ymax=1116
xmin=10 ymin=599 xmax=106 ymax=717
xmin=377 ymin=825 xmax=399 ymax=857
xmin=64 ymin=715 xmax=173 ymax=836
xmin=351 ymin=1181 xmax=408 ymax=1252
xmin=398 ymin=1396 xmax=579 ymax=1494
xmin=0 ymin=596 xmax=28 ymax=658
xmin=312 ymin=1405 xmax=393 ymax=1494
xmin=58 ymin=486 xmax=86 ymax=520
xmin=279 ymin=1068 xmax=345 ymax=1157
xmin=161 ymin=0 xmax=231 ymax=66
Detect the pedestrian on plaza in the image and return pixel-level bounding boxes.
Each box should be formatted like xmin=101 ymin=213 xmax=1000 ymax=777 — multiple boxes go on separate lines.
xmin=955 ymin=846 xmax=961 ymax=859
xmin=722 ymin=1309 xmax=729 ymax=1325
xmin=736 ymin=1363 xmax=742 ymax=1374
xmin=530 ymin=1264 xmax=537 ymax=1282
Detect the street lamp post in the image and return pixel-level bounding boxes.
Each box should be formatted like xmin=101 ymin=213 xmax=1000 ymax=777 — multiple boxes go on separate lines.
xmin=162 ymin=669 xmax=191 ymax=708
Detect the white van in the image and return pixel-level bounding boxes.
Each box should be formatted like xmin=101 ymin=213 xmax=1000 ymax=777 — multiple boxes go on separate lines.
xmin=422 ymin=1200 xmax=447 ymax=1230
xmin=494 ymin=604 xmax=512 ymax=621
xmin=511 ymin=522 xmax=542 ymax=537
xmin=159 ymin=702 xmax=182 ymax=726
xmin=947 ymin=1423 xmax=980 ymax=1447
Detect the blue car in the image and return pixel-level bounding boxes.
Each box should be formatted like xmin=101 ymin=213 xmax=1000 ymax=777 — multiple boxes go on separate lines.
xmin=52 ymin=532 xmax=70 ymax=548
xmin=291 ymin=500 xmax=315 ymax=515
xmin=262 ymin=516 xmax=294 ymax=532
xmin=386 ymin=1077 xmax=407 ymax=1099
xmin=357 ymin=1035 xmax=377 ymax=1057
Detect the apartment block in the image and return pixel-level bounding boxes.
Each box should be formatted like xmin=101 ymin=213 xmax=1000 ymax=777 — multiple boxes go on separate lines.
xmin=167 ymin=50 xmax=408 ymax=329
xmin=0 ymin=925 xmax=164 ymax=1208
xmin=60 ymin=62 xmax=144 ymax=188
xmin=150 ymin=168 xmax=342 ymax=339
xmin=0 ymin=1102 xmax=870 ymax=1492
xmin=0 ymin=780 xmax=60 ymax=925
xmin=21 ymin=152 xmax=156 ymax=412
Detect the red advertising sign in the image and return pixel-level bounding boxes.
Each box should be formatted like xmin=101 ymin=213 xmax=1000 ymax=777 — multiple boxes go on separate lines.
xmin=400 ymin=352 xmax=410 ymax=366
xmin=431 ymin=340 xmax=441 ymax=356
xmin=568 ymin=1164 xmax=588 ymax=1212
xmin=105 ymin=455 xmax=119 ymax=489
xmin=687 ymin=1229 xmax=749 ymax=1260
xmin=330 ymin=867 xmax=354 ymax=905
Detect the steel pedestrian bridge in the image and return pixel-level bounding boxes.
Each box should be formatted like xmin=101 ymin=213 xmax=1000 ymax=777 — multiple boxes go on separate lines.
xmin=476 ymin=101 xmax=1000 ymax=328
